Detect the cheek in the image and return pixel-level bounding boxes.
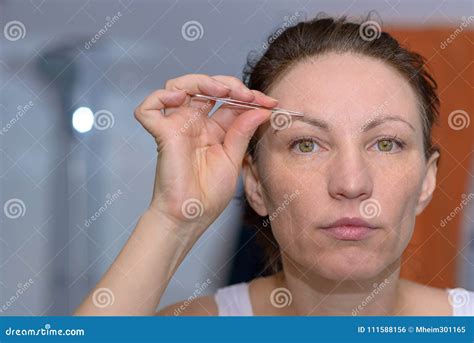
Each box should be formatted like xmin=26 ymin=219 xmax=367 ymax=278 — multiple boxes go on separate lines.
xmin=257 ymin=160 xmax=311 ymax=240
xmin=365 ymin=156 xmax=425 ymax=259
xmin=259 ymin=155 xmax=325 ymax=222
xmin=373 ymin=155 xmax=425 ymax=225
xmin=258 ymin=158 xmax=331 ymax=255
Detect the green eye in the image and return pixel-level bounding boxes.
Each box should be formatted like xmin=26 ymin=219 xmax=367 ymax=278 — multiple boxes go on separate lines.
xmin=290 ymin=137 xmax=322 ymax=154
xmin=298 ymin=139 xmax=315 ymax=153
xmin=373 ymin=137 xmax=405 ymax=153
xmin=377 ymin=139 xmax=394 ymax=152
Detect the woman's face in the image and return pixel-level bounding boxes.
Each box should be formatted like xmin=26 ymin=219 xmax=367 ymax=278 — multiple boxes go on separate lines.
xmin=244 ymin=52 xmax=439 ymax=281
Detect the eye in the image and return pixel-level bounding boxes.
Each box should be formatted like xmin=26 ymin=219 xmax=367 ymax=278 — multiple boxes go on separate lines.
xmin=290 ymin=137 xmax=321 ymax=154
xmin=371 ymin=137 xmax=405 ymax=153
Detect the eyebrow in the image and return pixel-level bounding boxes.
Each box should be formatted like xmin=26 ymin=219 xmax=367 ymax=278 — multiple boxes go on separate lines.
xmin=273 ymin=114 xmax=415 ymax=133
xmin=272 ymin=116 xmax=328 ymax=134
xmin=361 ymin=115 xmax=416 ymax=132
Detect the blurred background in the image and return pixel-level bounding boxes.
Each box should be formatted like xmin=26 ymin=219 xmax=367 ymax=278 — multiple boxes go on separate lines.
xmin=0 ymin=0 xmax=473 ymax=315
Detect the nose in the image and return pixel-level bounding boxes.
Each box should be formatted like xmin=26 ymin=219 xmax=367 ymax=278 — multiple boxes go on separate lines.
xmin=327 ymin=147 xmax=373 ymax=201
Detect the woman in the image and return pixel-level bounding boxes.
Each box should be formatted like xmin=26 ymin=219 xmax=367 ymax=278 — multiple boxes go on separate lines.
xmin=75 ymin=14 xmax=474 ymax=316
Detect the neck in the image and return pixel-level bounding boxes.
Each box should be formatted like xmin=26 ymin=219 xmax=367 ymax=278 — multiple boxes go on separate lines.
xmin=275 ymin=256 xmax=404 ymax=316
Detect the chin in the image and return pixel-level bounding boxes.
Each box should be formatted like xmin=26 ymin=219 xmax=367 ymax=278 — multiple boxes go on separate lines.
xmin=308 ymin=247 xmax=391 ymax=281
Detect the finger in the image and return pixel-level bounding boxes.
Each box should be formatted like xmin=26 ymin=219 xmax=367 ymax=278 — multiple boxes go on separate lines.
xmin=250 ymin=89 xmax=279 ymax=108
xmin=222 ymin=109 xmax=272 ymax=172
xmin=134 ymin=89 xmax=187 ymax=138
xmin=138 ymin=88 xmax=187 ymax=112
xmin=211 ymin=75 xmax=257 ymax=102
xmin=208 ymin=89 xmax=278 ymax=132
xmin=165 ymin=74 xmax=231 ymax=98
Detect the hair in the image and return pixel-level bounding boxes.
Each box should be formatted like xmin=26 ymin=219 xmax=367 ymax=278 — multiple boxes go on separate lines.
xmin=239 ymin=13 xmax=440 ymax=276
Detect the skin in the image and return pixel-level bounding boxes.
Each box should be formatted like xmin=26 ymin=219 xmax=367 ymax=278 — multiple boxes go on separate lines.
xmin=240 ymin=52 xmax=447 ymax=315
xmin=74 ymin=52 xmax=451 ymax=317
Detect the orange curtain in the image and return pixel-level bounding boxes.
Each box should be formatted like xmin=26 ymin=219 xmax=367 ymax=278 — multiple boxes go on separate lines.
xmin=387 ymin=27 xmax=474 ymax=287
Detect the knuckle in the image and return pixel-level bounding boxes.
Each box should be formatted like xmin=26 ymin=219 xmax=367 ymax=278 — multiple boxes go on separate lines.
xmin=229 ymin=76 xmax=242 ymax=84
xmin=164 ymin=78 xmax=176 ymax=89
xmin=133 ymin=106 xmax=142 ymax=119
xmin=193 ymin=73 xmax=207 ymax=79
xmin=216 ymin=75 xmax=242 ymax=85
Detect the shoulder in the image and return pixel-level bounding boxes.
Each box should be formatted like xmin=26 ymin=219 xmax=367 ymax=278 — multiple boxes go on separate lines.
xmin=248 ymin=274 xmax=286 ymax=315
xmin=400 ymin=279 xmax=452 ymax=315
xmin=155 ymin=277 xmax=270 ymax=316
xmin=155 ymin=295 xmax=218 ymax=316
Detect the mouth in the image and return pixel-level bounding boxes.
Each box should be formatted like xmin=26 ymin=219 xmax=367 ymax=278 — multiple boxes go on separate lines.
xmin=320 ymin=217 xmax=379 ymax=241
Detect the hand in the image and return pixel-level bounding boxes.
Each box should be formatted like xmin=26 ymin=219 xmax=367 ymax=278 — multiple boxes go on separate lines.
xmin=134 ymin=74 xmax=277 ymax=234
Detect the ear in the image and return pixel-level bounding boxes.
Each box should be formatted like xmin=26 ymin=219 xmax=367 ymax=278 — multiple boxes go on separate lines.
xmin=415 ymin=149 xmax=440 ymax=215
xmin=242 ymin=153 xmax=268 ymax=217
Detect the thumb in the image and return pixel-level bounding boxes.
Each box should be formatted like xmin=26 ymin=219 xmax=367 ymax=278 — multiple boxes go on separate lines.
xmin=222 ymin=109 xmax=271 ymax=170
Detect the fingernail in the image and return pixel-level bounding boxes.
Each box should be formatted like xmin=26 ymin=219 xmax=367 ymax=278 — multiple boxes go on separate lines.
xmin=253 ymin=90 xmax=277 ymax=102
xmin=177 ymin=88 xmax=189 ymax=95
xmin=168 ymin=89 xmax=186 ymax=98
xmin=244 ymin=88 xmax=254 ymax=97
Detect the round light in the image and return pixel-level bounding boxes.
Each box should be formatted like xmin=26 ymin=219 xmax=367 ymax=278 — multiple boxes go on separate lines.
xmin=72 ymin=107 xmax=94 ymax=133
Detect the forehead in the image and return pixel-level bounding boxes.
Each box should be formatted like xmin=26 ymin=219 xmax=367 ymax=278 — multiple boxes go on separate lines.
xmin=266 ymin=52 xmax=420 ymax=128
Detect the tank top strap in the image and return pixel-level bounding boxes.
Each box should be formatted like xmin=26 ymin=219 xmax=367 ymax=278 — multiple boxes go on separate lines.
xmin=214 ymin=282 xmax=254 ymax=316
xmin=446 ymin=288 xmax=474 ymax=316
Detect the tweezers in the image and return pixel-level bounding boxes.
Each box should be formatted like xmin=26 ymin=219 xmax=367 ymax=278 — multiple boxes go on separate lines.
xmin=191 ymin=94 xmax=305 ymax=117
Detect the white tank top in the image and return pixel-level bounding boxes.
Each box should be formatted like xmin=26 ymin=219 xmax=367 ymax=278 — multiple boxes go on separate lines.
xmin=214 ymin=282 xmax=474 ymax=316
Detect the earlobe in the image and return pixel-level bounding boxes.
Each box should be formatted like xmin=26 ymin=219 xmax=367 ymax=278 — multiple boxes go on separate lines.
xmin=415 ymin=150 xmax=440 ymax=215
xmin=242 ymin=154 xmax=268 ymax=217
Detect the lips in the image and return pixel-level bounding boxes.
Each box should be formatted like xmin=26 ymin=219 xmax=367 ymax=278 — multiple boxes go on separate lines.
xmin=320 ymin=217 xmax=378 ymax=241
